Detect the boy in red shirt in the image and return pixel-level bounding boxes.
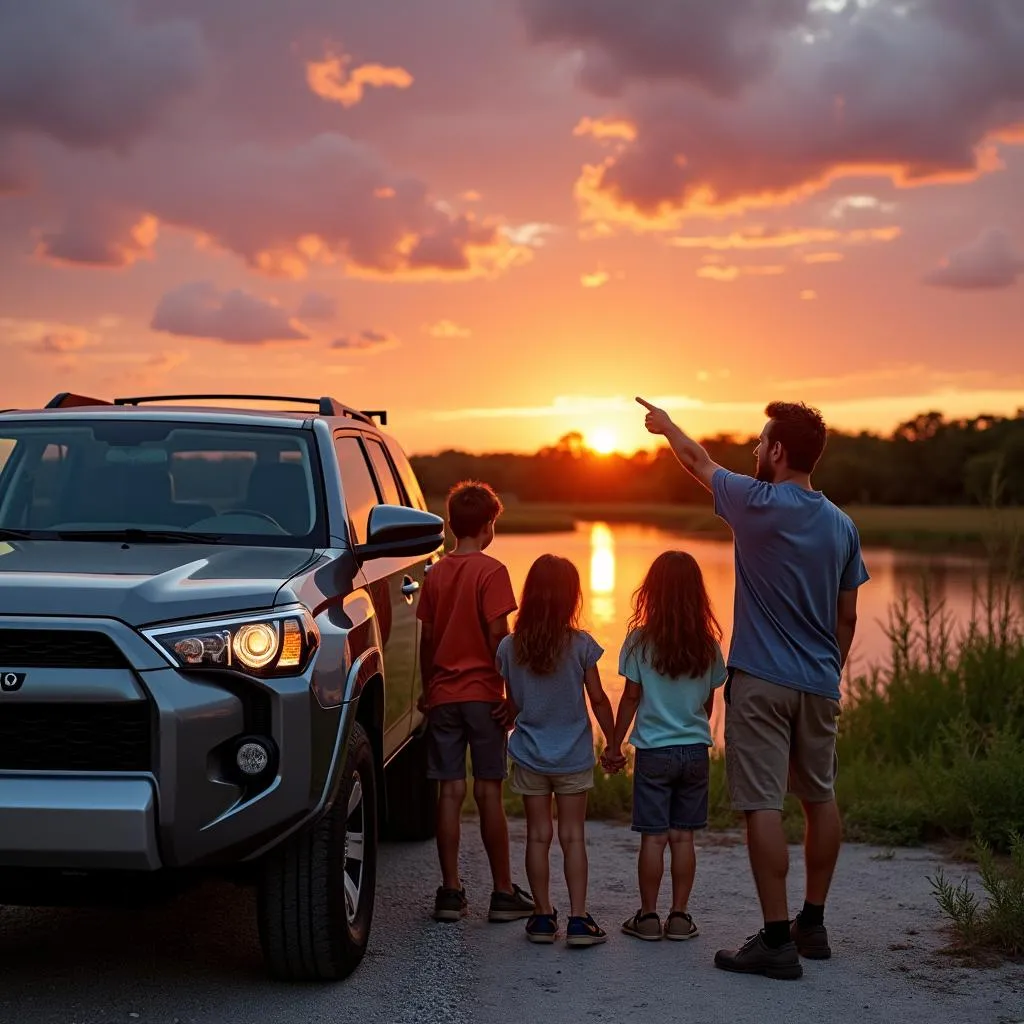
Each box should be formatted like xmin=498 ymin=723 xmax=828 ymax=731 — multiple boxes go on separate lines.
xmin=417 ymin=481 xmax=535 ymax=923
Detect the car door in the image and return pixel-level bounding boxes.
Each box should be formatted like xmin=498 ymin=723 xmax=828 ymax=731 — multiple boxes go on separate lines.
xmin=378 ymin=437 xmax=441 ymax=733
xmin=333 ymin=432 xmax=418 ymax=760
xmin=362 ymin=436 xmax=433 ymax=743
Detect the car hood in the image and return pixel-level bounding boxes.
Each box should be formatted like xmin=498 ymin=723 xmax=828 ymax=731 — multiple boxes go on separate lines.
xmin=0 ymin=540 xmax=320 ymax=626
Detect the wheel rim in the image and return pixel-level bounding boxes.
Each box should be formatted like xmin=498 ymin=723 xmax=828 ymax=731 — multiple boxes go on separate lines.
xmin=343 ymin=772 xmax=365 ymax=926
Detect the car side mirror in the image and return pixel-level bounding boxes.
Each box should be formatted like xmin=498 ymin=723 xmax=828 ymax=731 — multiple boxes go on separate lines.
xmin=354 ymin=504 xmax=445 ymax=561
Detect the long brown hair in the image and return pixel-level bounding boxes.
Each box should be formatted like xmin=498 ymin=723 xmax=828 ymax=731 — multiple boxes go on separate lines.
xmin=626 ymin=551 xmax=721 ymax=679
xmin=512 ymin=554 xmax=582 ymax=675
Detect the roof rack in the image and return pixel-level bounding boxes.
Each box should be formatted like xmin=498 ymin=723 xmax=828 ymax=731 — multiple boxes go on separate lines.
xmin=46 ymin=393 xmax=112 ymax=409
xmin=110 ymin=394 xmax=387 ymax=426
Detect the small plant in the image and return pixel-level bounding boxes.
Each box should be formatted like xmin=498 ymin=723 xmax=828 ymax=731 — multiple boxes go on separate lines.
xmin=929 ymin=832 xmax=1024 ymax=957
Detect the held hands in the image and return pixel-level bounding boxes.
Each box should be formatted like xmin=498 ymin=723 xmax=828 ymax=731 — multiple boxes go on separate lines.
xmin=600 ymin=746 xmax=627 ymax=775
xmin=636 ymin=397 xmax=674 ymax=437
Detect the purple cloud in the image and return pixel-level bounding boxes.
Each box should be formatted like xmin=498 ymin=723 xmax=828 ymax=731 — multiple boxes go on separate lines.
xmin=925 ymin=229 xmax=1024 ymax=290
xmin=151 ymin=281 xmax=309 ymax=344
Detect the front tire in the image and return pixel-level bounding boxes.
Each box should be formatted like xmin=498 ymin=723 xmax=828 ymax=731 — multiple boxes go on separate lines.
xmin=257 ymin=722 xmax=378 ymax=981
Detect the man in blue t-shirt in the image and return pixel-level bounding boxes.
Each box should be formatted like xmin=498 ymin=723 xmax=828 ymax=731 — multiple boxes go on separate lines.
xmin=636 ymin=396 xmax=869 ymax=981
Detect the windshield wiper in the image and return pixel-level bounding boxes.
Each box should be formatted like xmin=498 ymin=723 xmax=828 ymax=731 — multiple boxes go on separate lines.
xmin=55 ymin=528 xmax=226 ymax=545
xmin=0 ymin=528 xmax=39 ymax=540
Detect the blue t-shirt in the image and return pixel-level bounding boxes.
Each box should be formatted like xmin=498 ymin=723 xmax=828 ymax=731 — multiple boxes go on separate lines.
xmin=496 ymin=630 xmax=604 ymax=775
xmin=711 ymin=469 xmax=870 ymax=701
xmin=618 ymin=630 xmax=727 ymax=749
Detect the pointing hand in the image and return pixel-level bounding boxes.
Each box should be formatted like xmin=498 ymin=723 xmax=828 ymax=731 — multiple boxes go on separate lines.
xmin=636 ymin=396 xmax=673 ymax=436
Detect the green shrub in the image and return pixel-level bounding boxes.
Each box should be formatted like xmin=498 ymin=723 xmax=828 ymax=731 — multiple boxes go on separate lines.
xmin=930 ymin=832 xmax=1024 ymax=956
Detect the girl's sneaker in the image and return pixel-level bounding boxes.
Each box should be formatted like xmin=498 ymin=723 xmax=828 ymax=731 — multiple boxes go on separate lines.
xmin=525 ymin=911 xmax=559 ymax=944
xmin=566 ymin=913 xmax=607 ymax=947
xmin=622 ymin=910 xmax=662 ymax=941
xmin=665 ymin=911 xmax=699 ymax=941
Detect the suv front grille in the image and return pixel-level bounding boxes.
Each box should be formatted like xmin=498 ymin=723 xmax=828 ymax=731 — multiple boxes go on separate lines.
xmin=0 ymin=629 xmax=128 ymax=669
xmin=0 ymin=703 xmax=152 ymax=771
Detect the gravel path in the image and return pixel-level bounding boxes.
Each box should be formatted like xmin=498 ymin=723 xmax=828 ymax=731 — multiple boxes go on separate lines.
xmin=0 ymin=821 xmax=1021 ymax=1024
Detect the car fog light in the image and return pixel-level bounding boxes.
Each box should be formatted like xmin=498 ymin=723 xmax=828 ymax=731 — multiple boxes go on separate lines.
xmin=236 ymin=740 xmax=271 ymax=776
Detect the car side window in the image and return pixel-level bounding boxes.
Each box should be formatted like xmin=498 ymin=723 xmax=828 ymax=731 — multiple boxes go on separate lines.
xmin=364 ymin=439 xmax=404 ymax=507
xmin=383 ymin=439 xmax=428 ymax=511
xmin=334 ymin=435 xmax=381 ymax=545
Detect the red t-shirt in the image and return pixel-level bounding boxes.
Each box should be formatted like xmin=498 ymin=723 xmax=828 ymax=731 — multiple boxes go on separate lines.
xmin=416 ymin=551 xmax=517 ymax=708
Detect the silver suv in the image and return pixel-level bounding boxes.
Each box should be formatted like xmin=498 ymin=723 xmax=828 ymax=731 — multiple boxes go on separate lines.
xmin=0 ymin=392 xmax=445 ymax=981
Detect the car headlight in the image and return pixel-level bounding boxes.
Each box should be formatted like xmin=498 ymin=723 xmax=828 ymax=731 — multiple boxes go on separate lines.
xmin=144 ymin=609 xmax=320 ymax=677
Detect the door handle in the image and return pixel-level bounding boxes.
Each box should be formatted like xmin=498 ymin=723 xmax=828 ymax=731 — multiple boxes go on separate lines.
xmin=401 ymin=578 xmax=420 ymax=596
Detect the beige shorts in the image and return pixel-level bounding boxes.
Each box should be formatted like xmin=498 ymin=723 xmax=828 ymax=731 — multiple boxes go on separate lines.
xmin=725 ymin=670 xmax=840 ymax=812
xmin=510 ymin=762 xmax=594 ymax=797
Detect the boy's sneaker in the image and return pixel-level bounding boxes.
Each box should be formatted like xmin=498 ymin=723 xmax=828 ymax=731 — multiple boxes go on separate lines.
xmin=714 ymin=932 xmax=803 ymax=980
xmin=525 ymin=911 xmax=559 ymax=944
xmin=566 ymin=914 xmax=607 ymax=947
xmin=621 ymin=910 xmax=662 ymax=941
xmin=433 ymin=886 xmax=468 ymax=922
xmin=488 ymin=884 xmax=535 ymax=922
xmin=664 ymin=911 xmax=699 ymax=941
xmin=791 ymin=916 xmax=832 ymax=959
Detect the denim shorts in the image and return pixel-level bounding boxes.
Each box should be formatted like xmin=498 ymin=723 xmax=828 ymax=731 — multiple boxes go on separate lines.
xmin=631 ymin=743 xmax=710 ymax=833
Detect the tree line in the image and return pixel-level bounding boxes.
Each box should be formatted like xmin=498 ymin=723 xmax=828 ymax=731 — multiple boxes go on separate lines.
xmin=410 ymin=410 xmax=1024 ymax=507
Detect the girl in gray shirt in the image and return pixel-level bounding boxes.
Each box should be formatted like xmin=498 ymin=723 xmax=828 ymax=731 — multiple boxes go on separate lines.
xmin=496 ymin=554 xmax=619 ymax=948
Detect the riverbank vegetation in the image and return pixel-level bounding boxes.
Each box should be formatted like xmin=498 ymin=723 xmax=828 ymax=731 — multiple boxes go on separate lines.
xmin=413 ymin=410 xmax=1024 ymax=510
xmin=416 ymin=409 xmax=1024 ymax=555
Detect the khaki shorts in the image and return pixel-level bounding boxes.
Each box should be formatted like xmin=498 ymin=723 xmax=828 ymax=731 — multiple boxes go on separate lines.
xmin=510 ymin=763 xmax=594 ymax=797
xmin=725 ymin=670 xmax=840 ymax=812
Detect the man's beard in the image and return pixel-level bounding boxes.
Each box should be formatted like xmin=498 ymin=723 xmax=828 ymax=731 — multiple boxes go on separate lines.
xmin=755 ymin=460 xmax=776 ymax=483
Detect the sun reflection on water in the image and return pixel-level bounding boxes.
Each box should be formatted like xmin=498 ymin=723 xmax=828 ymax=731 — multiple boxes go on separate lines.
xmin=589 ymin=522 xmax=616 ymax=626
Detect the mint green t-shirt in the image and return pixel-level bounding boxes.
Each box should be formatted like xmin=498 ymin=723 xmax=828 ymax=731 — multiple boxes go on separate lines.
xmin=618 ymin=629 xmax=728 ymax=749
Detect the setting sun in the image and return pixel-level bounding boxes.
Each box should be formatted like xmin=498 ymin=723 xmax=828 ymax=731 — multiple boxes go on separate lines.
xmin=587 ymin=427 xmax=619 ymax=455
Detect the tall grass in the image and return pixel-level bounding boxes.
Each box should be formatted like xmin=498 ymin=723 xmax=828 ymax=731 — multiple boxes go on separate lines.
xmin=836 ymin=540 xmax=1024 ymax=852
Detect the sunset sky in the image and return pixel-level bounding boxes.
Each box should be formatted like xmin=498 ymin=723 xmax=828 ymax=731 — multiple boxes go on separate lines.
xmin=1 ymin=0 xmax=1023 ymax=455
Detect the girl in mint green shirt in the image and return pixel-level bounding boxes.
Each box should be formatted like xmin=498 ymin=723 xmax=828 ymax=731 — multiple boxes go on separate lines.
xmin=606 ymin=550 xmax=727 ymax=942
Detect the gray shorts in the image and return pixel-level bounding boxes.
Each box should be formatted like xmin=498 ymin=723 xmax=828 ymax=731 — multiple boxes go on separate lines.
xmin=725 ymin=670 xmax=841 ymax=812
xmin=426 ymin=701 xmax=508 ymax=781
xmin=631 ymin=744 xmax=710 ymax=833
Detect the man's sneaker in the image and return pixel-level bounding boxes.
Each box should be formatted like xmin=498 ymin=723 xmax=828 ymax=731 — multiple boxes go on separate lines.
xmin=433 ymin=886 xmax=468 ymax=922
xmin=791 ymin=916 xmax=832 ymax=959
xmin=664 ymin=911 xmax=699 ymax=941
xmin=621 ymin=910 xmax=662 ymax=941
xmin=488 ymin=884 xmax=535 ymax=922
xmin=525 ymin=911 xmax=559 ymax=944
xmin=714 ymin=932 xmax=803 ymax=980
xmin=566 ymin=914 xmax=607 ymax=948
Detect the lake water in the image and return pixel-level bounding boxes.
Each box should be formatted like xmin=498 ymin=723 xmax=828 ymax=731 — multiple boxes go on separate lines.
xmin=488 ymin=522 xmax=1002 ymax=744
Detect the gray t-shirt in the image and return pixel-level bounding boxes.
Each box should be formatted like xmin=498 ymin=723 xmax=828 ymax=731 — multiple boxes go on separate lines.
xmin=496 ymin=630 xmax=604 ymax=775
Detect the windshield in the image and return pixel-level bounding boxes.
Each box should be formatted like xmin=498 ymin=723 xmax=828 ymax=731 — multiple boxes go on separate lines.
xmin=0 ymin=419 xmax=325 ymax=547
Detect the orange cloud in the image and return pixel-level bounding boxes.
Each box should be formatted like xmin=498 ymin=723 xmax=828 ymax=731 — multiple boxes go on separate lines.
xmin=306 ymin=53 xmax=413 ymax=108
xmin=581 ymin=270 xmax=610 ymax=288
xmin=573 ymin=116 xmax=637 ymax=142
xmin=668 ymin=226 xmax=901 ymax=251
xmin=697 ymin=264 xmax=785 ymax=282
xmin=347 ymin=217 xmax=534 ymax=282
xmin=426 ymin=319 xmax=472 ymax=339
xmin=573 ymin=133 xmax=1012 ymax=232
xmin=37 ymin=211 xmax=159 ymax=268
xmin=803 ymin=251 xmax=845 ymax=264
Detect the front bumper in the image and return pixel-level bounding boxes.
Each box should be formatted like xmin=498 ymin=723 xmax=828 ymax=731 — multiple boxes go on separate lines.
xmin=0 ymin=776 xmax=159 ymax=870
xmin=0 ymin=615 xmax=349 ymax=872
